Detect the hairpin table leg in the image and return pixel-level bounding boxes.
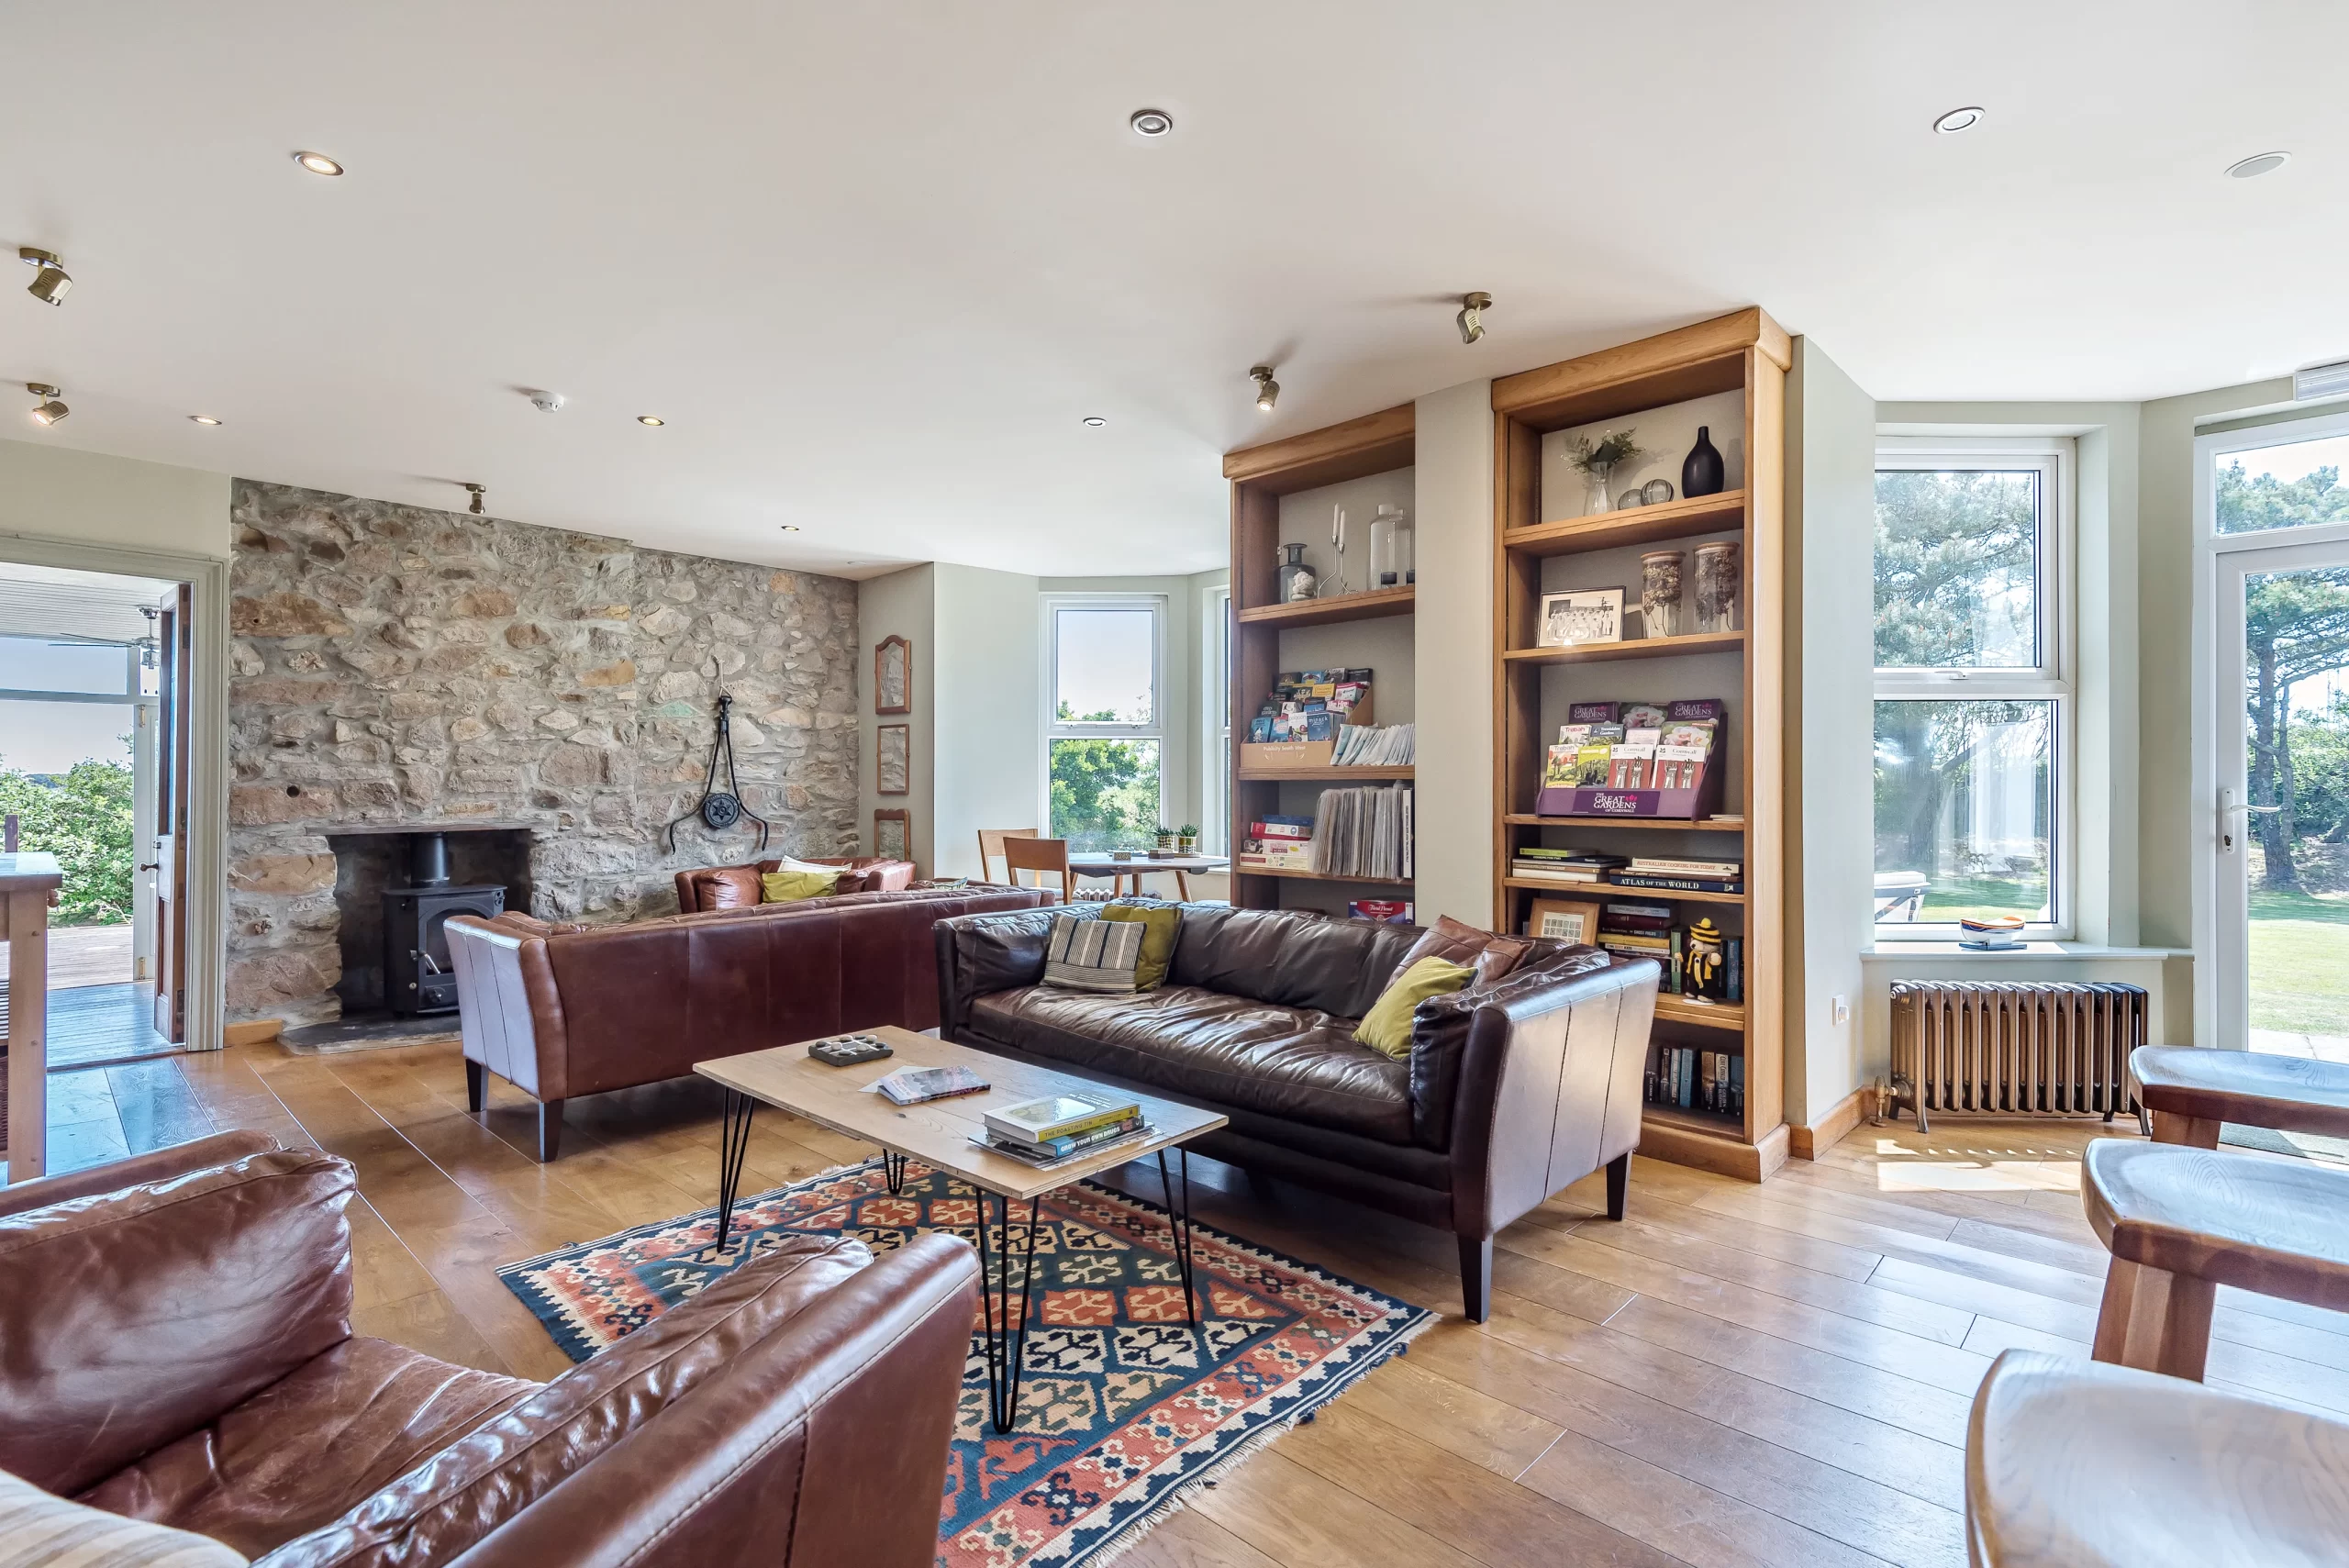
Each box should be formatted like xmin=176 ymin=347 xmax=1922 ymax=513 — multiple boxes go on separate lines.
xmin=882 ymin=1149 xmax=908 ymax=1195
xmin=974 ymin=1186 xmax=1045 ymax=1432
xmin=715 ymin=1089 xmax=755 ymax=1251
xmin=1159 ymin=1147 xmax=1198 ymax=1324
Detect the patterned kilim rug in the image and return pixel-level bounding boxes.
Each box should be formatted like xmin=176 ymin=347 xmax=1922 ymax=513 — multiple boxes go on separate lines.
xmin=498 ymin=1155 xmax=1431 ymax=1567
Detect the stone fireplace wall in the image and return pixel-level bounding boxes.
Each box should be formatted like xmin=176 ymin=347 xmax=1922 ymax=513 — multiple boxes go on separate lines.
xmin=228 ymin=481 xmax=860 ymax=1024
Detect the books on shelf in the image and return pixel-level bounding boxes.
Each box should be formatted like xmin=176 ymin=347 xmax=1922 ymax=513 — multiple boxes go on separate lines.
xmin=1249 ymin=668 xmax=1375 ymax=745
xmin=1350 ymin=900 xmax=1414 ymax=923
xmin=872 ymin=1065 xmax=989 ymax=1106
xmin=1239 ymin=813 xmax=1316 ymax=869
xmin=1332 ymin=722 xmax=1415 ymax=766
xmin=985 ymin=1090 xmax=1141 ymax=1148
xmin=1308 ymin=785 xmax=1413 ymax=881
xmin=1643 ymin=1044 xmax=1744 ymax=1116
xmin=1627 ymin=856 xmax=1743 ymax=879
xmin=1608 ymin=872 xmax=1744 ymax=895
xmin=1510 ymin=847 xmax=1625 ymax=883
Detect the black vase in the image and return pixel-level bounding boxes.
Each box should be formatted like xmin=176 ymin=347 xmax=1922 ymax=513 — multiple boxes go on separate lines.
xmin=1682 ymin=427 xmax=1725 ymax=498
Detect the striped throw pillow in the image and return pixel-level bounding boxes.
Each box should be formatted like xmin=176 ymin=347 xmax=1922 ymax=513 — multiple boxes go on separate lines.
xmin=0 ymin=1468 xmax=248 ymax=1566
xmin=1041 ymin=915 xmax=1145 ymax=993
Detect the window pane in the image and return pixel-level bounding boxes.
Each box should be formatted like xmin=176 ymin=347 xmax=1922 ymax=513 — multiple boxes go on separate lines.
xmin=1874 ymin=700 xmax=2054 ymax=925
xmin=2216 ymin=430 xmax=2349 ymax=535
xmin=1874 ymin=471 xmax=2041 ymax=668
xmin=1049 ymin=737 xmax=1161 ymax=851
xmin=1055 ymin=608 xmax=1153 ymax=724
xmin=0 ymin=635 xmax=128 ymax=696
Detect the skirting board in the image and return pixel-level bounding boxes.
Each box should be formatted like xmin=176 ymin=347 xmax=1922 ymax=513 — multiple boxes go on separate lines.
xmin=222 ymin=1018 xmax=283 ymax=1048
xmin=1790 ymin=1086 xmax=1874 ymax=1160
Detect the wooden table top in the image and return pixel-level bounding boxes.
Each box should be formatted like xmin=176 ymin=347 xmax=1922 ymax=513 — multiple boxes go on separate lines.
xmin=1067 ymin=852 xmax=1230 ymax=873
xmin=2133 ymin=1045 xmax=2349 ymax=1140
xmin=2084 ymin=1140 xmax=2349 ymax=1307
xmin=0 ymin=852 xmax=63 ymax=895
xmin=1968 ymin=1348 xmax=2349 ymax=1566
xmin=695 ymin=1026 xmax=1227 ymax=1202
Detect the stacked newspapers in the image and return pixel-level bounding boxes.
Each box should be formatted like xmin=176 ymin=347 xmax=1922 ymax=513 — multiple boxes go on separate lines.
xmin=1308 ymin=785 xmax=1414 ymax=881
xmin=1331 ymin=722 xmax=1416 ymax=766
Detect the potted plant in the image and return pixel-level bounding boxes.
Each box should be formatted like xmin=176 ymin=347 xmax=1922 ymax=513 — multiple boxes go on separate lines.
xmin=1156 ymin=826 xmax=1179 ymax=854
xmin=1176 ymin=823 xmax=1199 ymax=853
xmin=1564 ymin=428 xmax=1643 ymax=515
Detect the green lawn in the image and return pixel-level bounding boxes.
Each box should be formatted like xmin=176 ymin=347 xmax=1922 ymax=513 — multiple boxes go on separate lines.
xmin=2251 ymin=886 xmax=2349 ymax=1037
xmin=1915 ymin=876 xmax=2047 ymax=925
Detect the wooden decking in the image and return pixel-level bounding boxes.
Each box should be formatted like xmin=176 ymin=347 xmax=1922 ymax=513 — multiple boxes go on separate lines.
xmin=39 ymin=1040 xmax=2349 ymax=1568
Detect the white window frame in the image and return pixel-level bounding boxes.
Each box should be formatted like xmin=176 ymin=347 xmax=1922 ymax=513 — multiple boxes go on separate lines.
xmin=1041 ymin=593 xmax=1166 ymax=837
xmin=1201 ymin=584 xmax=1231 ymax=855
xmin=1872 ymin=435 xmax=2077 ymax=940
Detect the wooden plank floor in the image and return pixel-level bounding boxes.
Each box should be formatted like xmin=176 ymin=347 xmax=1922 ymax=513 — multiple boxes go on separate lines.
xmin=41 ymin=1040 xmax=2349 ymax=1568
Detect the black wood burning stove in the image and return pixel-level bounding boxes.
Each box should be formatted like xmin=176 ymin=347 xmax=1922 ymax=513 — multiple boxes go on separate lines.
xmin=384 ymin=831 xmax=504 ymax=1016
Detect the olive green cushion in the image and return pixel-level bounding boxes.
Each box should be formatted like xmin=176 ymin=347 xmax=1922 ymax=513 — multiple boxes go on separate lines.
xmin=1352 ymin=955 xmax=1475 ymax=1060
xmin=759 ymin=869 xmax=841 ymax=903
xmin=1102 ymin=903 xmax=1181 ymax=990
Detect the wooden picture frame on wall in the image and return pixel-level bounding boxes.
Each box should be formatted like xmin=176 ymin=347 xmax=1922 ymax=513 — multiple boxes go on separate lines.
xmin=873 ymin=807 xmax=910 ymax=863
xmin=1526 ymin=896 xmax=1604 ymax=945
xmin=874 ymin=635 xmax=912 ymax=715
xmin=876 ymin=723 xmax=909 ymax=795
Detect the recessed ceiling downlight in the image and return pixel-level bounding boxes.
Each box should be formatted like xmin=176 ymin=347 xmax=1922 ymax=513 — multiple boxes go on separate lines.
xmin=2226 ymin=151 xmax=2291 ymax=179
xmin=1932 ymin=106 xmax=1985 ymax=134
xmin=189 ymin=414 xmax=221 ymax=425
xmin=1083 ymin=416 xmax=1107 ymax=428
xmin=780 ymin=524 xmax=802 ymax=531
xmin=292 ymin=150 xmax=344 ymax=176
xmin=637 ymin=415 xmax=664 ymax=426
xmin=1130 ymin=108 xmax=1173 ymax=138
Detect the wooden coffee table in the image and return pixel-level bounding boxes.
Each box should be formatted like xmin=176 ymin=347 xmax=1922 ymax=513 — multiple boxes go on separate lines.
xmin=695 ymin=1026 xmax=1227 ymax=1430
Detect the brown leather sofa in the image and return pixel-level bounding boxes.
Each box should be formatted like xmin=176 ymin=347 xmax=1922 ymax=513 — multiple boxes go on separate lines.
xmin=448 ymin=884 xmax=1050 ymax=1159
xmin=0 ymin=1130 xmax=979 ymax=1568
xmin=936 ymin=903 xmax=1659 ymax=1320
xmin=674 ymin=855 xmax=918 ymax=912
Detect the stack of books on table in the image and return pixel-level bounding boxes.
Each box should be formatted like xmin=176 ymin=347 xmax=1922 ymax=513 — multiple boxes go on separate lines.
xmin=1508 ymin=847 xmax=1628 ymax=884
xmin=974 ymin=1090 xmax=1150 ymax=1167
xmin=1238 ymin=814 xmax=1314 ymax=870
xmin=1609 ymin=856 xmax=1743 ymax=895
xmin=1597 ymin=902 xmax=1675 ymax=965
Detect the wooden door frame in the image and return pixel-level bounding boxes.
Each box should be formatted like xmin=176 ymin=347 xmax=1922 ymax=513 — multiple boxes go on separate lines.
xmin=0 ymin=532 xmax=229 ymax=1051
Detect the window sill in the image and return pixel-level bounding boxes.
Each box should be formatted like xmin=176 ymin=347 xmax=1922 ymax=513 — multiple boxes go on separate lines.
xmin=1860 ymin=942 xmax=2188 ymax=962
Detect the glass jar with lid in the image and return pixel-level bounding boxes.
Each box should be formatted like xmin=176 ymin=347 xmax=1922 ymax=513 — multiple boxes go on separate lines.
xmin=1275 ymin=542 xmax=1318 ymax=603
xmin=1368 ymin=504 xmax=1415 ymax=589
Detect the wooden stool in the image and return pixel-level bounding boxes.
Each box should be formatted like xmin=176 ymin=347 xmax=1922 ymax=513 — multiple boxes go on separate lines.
xmin=2132 ymin=1044 xmax=2349 ymax=1149
xmin=2084 ymin=1139 xmax=2349 ymax=1380
xmin=1967 ymin=1348 xmax=2349 ymax=1566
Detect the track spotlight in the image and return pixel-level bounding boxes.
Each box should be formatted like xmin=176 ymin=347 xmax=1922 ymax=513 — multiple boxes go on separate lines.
xmin=1457 ymin=292 xmax=1492 ymax=345
xmin=19 ymin=248 xmax=72 ymax=306
xmin=26 ymin=383 xmax=68 ymax=425
xmin=462 ymin=482 xmax=485 ymax=515
xmin=1251 ymin=365 xmax=1278 ymax=413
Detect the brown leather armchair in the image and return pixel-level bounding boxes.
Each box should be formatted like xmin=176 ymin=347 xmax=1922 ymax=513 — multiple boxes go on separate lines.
xmin=448 ymin=884 xmax=1050 ymax=1160
xmin=675 ymin=857 xmax=918 ymax=913
xmin=0 ymin=1132 xmax=978 ymax=1568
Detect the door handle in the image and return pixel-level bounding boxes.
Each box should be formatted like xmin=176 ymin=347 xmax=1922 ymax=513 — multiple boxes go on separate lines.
xmin=2220 ymin=789 xmax=2284 ymax=851
xmin=137 ymin=862 xmax=161 ymax=872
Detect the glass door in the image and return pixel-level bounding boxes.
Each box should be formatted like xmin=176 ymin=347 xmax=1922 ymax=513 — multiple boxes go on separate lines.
xmin=2213 ymin=538 xmax=2349 ymax=1060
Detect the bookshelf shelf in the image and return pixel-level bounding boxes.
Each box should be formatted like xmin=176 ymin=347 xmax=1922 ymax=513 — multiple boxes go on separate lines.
xmin=1236 ymin=584 xmax=1415 ymax=629
xmin=1491 ymin=307 xmax=1788 ymax=1183
xmin=1236 ymin=764 xmax=1414 ymax=782
xmin=1502 ymin=630 xmax=1744 ymax=667
xmin=1226 ymin=407 xmax=1418 ymax=917
xmin=1501 ymin=490 xmax=1747 ymax=558
xmin=1230 ymin=866 xmax=1415 ymax=887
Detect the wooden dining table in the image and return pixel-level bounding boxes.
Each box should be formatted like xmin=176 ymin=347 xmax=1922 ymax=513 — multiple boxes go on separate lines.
xmin=1 ymin=851 xmax=62 ymax=1185
xmin=1067 ymin=852 xmax=1230 ymax=901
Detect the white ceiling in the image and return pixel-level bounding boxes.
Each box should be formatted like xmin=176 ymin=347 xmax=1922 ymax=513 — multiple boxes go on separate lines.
xmin=3 ymin=1 xmax=2343 ymax=581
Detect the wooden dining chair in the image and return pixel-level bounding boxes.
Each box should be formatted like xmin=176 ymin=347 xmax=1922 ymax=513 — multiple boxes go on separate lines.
xmin=976 ymin=828 xmax=1041 ymax=886
xmin=999 ymin=836 xmax=1074 ymax=903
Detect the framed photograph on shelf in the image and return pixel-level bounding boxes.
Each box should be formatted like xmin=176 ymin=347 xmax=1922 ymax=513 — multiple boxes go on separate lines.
xmin=874 ymin=635 xmax=912 ymax=715
xmin=1527 ymin=896 xmax=1604 ymax=945
xmin=876 ymin=723 xmax=909 ymax=795
xmin=1537 ymin=589 xmax=1625 ymax=649
xmin=873 ymin=807 xmax=910 ymax=863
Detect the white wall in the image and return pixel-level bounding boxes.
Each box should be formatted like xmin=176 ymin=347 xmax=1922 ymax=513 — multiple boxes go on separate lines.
xmin=1784 ymin=339 xmax=1879 ymax=1124
xmin=857 ymin=564 xmax=935 ymax=872
xmin=0 ymin=439 xmax=230 ymax=557
xmin=932 ymin=563 xmax=1041 ymax=880
xmin=1412 ymin=379 xmax=1496 ymax=927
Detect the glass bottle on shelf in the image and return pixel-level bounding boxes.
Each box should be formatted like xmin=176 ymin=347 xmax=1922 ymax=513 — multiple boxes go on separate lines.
xmin=1369 ymin=504 xmax=1415 ymax=588
xmin=1275 ymin=541 xmax=1317 ymax=603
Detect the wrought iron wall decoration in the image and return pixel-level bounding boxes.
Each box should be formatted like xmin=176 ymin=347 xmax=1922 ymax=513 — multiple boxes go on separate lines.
xmin=664 ymin=689 xmax=772 ymax=853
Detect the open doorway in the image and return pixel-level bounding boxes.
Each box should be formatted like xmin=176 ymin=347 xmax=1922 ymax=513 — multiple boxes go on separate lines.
xmin=0 ymin=562 xmax=190 ymax=1068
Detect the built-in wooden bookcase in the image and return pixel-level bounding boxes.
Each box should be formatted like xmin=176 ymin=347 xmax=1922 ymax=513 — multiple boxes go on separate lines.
xmin=1492 ymin=308 xmax=1789 ymax=1181
xmin=1224 ymin=406 xmax=1417 ymax=915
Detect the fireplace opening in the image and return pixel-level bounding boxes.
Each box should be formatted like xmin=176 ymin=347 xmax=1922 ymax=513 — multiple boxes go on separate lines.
xmin=301 ymin=825 xmax=533 ymax=1043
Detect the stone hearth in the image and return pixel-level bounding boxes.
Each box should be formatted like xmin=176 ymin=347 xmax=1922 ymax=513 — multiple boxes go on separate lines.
xmin=227 ymin=480 xmax=860 ymax=1026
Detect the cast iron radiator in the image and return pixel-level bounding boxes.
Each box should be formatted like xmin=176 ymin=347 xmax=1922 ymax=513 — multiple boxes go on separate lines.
xmin=1887 ymin=981 xmax=2147 ymax=1133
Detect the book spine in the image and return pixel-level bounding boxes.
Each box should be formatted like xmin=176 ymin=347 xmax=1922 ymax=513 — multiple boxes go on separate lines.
xmin=1667 ymin=927 xmax=1685 ymax=994
xmin=1036 ymin=1116 xmax=1144 ymax=1157
xmin=1607 ymin=874 xmax=1744 ymax=893
xmin=986 ymin=1105 xmax=1141 ymax=1145
xmin=1726 ymin=937 xmax=1743 ymax=1004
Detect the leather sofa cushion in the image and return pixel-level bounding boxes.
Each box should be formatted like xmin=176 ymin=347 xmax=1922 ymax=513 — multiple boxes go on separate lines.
xmin=82 ymin=1338 xmax=534 ymax=1561
xmin=1389 ymin=914 xmax=1533 ymax=988
xmin=970 ymin=984 xmax=1413 ymax=1142
xmin=684 ymin=866 xmax=762 ymax=911
xmin=262 ymin=1233 xmax=874 ymax=1568
xmin=0 ymin=1148 xmax=357 ymax=1498
xmin=1167 ymin=906 xmax=1421 ymax=1020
